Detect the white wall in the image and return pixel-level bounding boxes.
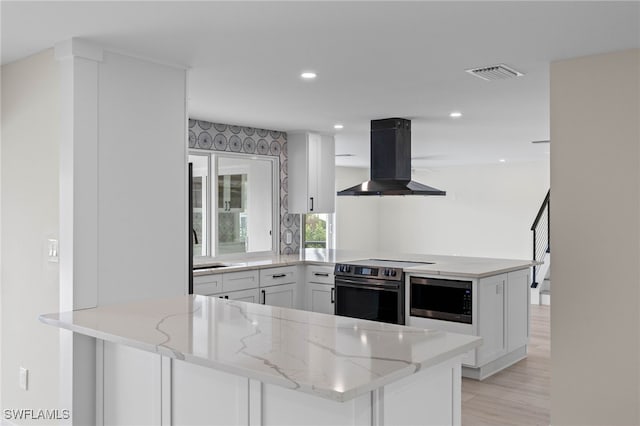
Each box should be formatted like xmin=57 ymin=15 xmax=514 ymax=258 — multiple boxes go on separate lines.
xmin=1 ymin=49 xmax=61 ymax=421
xmin=335 ymin=162 xmax=549 ymax=259
xmin=550 ymin=49 xmax=640 ymax=425
xmin=96 ymin=51 xmax=188 ymax=305
xmin=334 ymin=167 xmax=379 ymax=250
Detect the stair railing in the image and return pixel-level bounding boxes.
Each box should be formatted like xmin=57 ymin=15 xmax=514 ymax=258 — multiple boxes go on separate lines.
xmin=531 ymin=189 xmax=550 ymax=288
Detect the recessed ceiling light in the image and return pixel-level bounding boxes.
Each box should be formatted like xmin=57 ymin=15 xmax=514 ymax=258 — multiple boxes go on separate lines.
xmin=333 ymin=124 xmax=344 ymax=130
xmin=300 ymin=71 xmax=317 ymax=80
xmin=449 ymin=111 xmax=462 ymax=118
xmin=499 ymin=158 xmax=506 ymax=163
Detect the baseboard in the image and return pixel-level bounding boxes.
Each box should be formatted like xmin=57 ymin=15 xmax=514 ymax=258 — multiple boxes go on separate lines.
xmin=530 ymin=287 xmax=540 ymax=305
xmin=462 ymin=345 xmax=528 ymax=381
xmin=540 ymin=291 xmax=551 ymax=306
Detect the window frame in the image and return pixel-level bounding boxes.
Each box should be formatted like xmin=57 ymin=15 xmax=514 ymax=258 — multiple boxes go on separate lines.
xmin=189 ymin=149 xmax=280 ymax=258
xmin=302 ymin=213 xmax=335 ymax=250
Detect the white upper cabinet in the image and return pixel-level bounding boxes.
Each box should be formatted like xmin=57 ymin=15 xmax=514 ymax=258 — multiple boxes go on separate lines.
xmin=288 ymin=132 xmax=335 ymax=214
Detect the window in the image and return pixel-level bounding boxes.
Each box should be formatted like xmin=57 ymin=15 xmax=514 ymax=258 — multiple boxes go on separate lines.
xmin=303 ymin=213 xmax=334 ymax=249
xmin=189 ymin=152 xmax=279 ymax=257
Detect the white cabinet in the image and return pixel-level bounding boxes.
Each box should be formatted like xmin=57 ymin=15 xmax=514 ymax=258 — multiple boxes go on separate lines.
xmin=477 ymin=274 xmax=506 ymax=365
xmin=193 ymin=270 xmax=259 ymax=296
xmin=193 ymin=274 xmax=223 ymax=296
xmin=306 ymin=283 xmax=334 ymax=315
xmin=407 ymin=270 xmax=530 ymax=380
xmin=506 ymin=269 xmax=530 ymax=351
xmin=287 ymin=132 xmax=335 ymax=214
xmin=216 ymin=288 xmax=260 ymax=303
xmin=305 ymin=265 xmax=335 ymax=314
xmin=259 ymin=266 xmax=298 ymax=308
xmin=261 ymin=283 xmax=297 ymax=308
xmin=259 ymin=266 xmax=297 ymax=287
xmin=223 ymin=270 xmax=259 ymax=292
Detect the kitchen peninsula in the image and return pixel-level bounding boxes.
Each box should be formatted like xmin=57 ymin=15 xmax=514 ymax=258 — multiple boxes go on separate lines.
xmin=194 ymin=249 xmax=535 ymax=380
xmin=41 ymin=295 xmax=481 ymax=426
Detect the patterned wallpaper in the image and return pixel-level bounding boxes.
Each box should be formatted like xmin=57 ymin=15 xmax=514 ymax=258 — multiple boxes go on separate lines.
xmin=189 ymin=119 xmax=300 ymax=254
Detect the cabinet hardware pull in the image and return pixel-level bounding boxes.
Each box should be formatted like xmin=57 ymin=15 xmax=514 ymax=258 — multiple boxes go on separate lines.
xmin=272 ymin=273 xmax=286 ymax=278
xmin=314 ymin=273 xmax=329 ymax=277
xmin=310 ymin=197 xmax=314 ymax=211
xmin=261 ymin=289 xmax=266 ymax=304
xmin=225 ymin=295 xmax=229 ymax=299
xmin=331 ymin=287 xmax=335 ymax=303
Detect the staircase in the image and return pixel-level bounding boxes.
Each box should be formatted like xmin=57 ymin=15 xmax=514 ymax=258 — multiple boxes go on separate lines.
xmin=530 ymin=190 xmax=550 ymax=305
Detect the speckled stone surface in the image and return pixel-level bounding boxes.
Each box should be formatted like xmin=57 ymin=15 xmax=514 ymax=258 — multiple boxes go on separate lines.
xmin=40 ymin=295 xmax=481 ymax=402
xmin=193 ymin=249 xmax=536 ymax=278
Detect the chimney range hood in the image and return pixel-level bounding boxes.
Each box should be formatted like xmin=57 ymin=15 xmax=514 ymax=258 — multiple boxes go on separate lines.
xmin=337 ymin=118 xmax=446 ymax=196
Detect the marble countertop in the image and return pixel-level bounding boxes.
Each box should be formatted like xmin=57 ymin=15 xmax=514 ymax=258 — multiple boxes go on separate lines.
xmin=40 ymin=295 xmax=481 ymax=402
xmin=194 ymin=249 xmax=536 ymax=278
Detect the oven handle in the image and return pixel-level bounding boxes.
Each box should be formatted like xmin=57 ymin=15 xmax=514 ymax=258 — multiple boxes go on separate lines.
xmin=335 ymin=278 xmax=400 ymax=290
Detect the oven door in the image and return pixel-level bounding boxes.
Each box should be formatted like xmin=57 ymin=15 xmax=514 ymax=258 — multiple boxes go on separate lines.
xmin=334 ymin=277 xmax=404 ymax=325
xmin=410 ymin=277 xmax=472 ymax=324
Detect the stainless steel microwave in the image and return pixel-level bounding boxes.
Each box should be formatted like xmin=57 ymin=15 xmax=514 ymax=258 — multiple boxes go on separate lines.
xmin=409 ymin=276 xmax=472 ymax=324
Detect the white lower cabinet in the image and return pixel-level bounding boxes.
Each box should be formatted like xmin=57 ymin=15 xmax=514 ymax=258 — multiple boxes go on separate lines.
xmin=306 ymin=283 xmax=335 ymax=315
xmin=216 ymin=288 xmax=260 ymax=304
xmin=194 ymin=269 xmax=259 ymax=297
xmin=261 ymin=283 xmax=297 ymax=308
xmin=477 ymin=274 xmax=506 ymax=365
xmin=305 ymin=265 xmax=335 ymax=314
xmin=407 ymin=270 xmax=530 ymax=380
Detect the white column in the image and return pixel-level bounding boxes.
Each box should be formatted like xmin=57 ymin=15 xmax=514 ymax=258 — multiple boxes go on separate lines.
xmin=55 ymin=37 xmax=188 ymax=424
xmin=55 ymin=38 xmax=103 ymax=425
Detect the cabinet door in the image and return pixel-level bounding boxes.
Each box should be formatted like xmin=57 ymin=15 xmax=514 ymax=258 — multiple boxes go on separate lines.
xmin=307 ymin=133 xmax=321 ymax=212
xmin=477 ymin=274 xmax=506 ymax=365
xmin=305 ymin=265 xmax=334 ymax=285
xmin=306 ymin=282 xmax=335 ymax=314
xmin=223 ymin=288 xmax=260 ymax=304
xmin=261 ymin=283 xmax=297 ymax=308
xmin=259 ymin=266 xmax=297 ymax=287
xmin=312 ymin=134 xmax=335 ymax=214
xmin=193 ymin=274 xmax=223 ymax=296
xmin=287 ymin=132 xmax=335 ymax=214
xmin=507 ymin=269 xmax=530 ymax=351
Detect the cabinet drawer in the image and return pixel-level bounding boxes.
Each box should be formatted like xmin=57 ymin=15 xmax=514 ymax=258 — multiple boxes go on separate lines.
xmin=193 ymin=274 xmax=223 ymax=295
xmin=259 ymin=266 xmax=297 ymax=287
xmin=305 ymin=265 xmax=334 ymax=285
xmin=223 ymin=270 xmax=259 ymax=293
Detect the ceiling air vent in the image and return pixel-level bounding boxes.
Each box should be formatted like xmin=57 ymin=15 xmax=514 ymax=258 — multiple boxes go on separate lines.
xmin=466 ymin=64 xmax=524 ymax=81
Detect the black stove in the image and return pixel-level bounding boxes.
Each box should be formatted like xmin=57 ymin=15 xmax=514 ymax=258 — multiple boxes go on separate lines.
xmin=334 ymin=259 xmax=432 ymax=280
xmin=333 ymin=259 xmax=433 ymax=325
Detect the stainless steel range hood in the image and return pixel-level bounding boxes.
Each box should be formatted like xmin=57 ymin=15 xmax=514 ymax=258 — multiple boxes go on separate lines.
xmin=337 ymin=118 xmax=446 ymax=196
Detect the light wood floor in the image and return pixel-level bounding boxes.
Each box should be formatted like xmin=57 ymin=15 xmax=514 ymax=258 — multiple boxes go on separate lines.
xmin=462 ymin=304 xmax=550 ymax=426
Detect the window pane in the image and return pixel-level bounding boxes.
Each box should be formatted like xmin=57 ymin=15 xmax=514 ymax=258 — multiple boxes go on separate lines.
xmin=305 ymin=214 xmax=328 ymax=248
xmin=217 ymin=156 xmax=273 ymax=255
xmin=189 ymin=154 xmax=209 ymax=256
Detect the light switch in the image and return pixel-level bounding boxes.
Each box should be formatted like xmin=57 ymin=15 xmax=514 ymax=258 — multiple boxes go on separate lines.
xmin=19 ymin=367 xmax=28 ymax=390
xmin=47 ymin=239 xmax=59 ymax=263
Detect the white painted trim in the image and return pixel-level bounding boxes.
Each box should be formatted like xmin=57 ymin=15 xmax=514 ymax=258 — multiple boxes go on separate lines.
xmin=236 ymin=377 xmax=249 ymax=425
xmin=95 ymin=340 xmax=104 ymax=426
xmin=160 ymin=357 xmax=172 ymax=426
xmin=371 ymin=388 xmax=384 ymax=426
xmin=55 ymin=38 xmax=103 ymax=62
xmin=248 ymin=379 xmax=262 ymax=426
xmin=104 ymin=47 xmax=188 ymax=70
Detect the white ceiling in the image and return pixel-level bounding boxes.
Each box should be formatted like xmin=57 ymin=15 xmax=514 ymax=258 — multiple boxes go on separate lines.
xmin=2 ymin=1 xmax=639 ymax=168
